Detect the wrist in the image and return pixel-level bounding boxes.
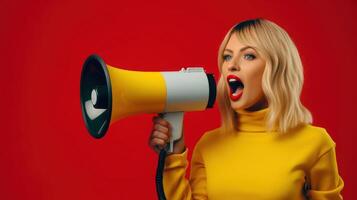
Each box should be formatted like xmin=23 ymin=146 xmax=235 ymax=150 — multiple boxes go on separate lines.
xmin=168 ymin=142 xmax=185 ymax=155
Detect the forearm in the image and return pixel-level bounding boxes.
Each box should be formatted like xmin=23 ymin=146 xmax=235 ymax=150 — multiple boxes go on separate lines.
xmin=163 ymin=148 xmax=193 ymax=200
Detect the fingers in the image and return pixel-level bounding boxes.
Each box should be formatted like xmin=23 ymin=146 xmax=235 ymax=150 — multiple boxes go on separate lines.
xmin=153 ymin=124 xmax=169 ymax=134
xmin=149 ymin=137 xmax=168 ymax=153
xmin=152 ymin=116 xmax=172 ymax=137
xmin=149 ymin=115 xmax=172 ymax=153
xmin=151 ymin=130 xmax=170 ymax=142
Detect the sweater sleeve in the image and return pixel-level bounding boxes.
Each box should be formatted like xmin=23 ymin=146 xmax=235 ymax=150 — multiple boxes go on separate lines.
xmin=306 ymin=145 xmax=344 ymax=200
xmin=163 ymin=145 xmax=208 ymax=200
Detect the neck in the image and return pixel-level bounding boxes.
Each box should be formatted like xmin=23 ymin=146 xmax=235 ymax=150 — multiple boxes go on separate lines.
xmin=244 ymin=97 xmax=268 ymax=112
xmin=235 ymin=107 xmax=273 ymax=132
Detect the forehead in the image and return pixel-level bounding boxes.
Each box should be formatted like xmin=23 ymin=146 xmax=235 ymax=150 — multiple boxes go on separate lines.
xmin=225 ymin=32 xmax=255 ymax=51
xmin=226 ymin=34 xmax=244 ymax=49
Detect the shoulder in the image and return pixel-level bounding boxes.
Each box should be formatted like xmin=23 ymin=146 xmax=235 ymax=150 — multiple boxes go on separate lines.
xmin=193 ymin=127 xmax=223 ymax=151
xmin=294 ymin=124 xmax=336 ymax=156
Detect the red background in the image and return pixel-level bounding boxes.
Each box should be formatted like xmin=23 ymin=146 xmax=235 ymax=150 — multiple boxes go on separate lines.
xmin=1 ymin=0 xmax=356 ymax=199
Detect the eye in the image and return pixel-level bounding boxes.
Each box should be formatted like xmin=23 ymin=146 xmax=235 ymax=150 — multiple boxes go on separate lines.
xmin=243 ymin=54 xmax=256 ymax=60
xmin=223 ymin=54 xmax=232 ymax=62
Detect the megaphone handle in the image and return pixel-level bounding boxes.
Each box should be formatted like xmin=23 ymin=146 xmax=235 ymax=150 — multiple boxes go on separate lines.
xmin=159 ymin=112 xmax=184 ymax=153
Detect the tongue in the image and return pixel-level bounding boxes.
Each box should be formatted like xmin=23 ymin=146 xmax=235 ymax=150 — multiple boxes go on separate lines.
xmin=232 ymin=88 xmax=243 ymax=96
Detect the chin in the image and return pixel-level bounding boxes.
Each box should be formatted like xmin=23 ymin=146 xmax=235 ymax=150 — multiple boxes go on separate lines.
xmin=230 ymin=100 xmax=247 ymax=111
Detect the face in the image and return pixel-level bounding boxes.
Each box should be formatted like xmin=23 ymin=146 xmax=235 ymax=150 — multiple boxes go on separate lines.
xmin=221 ymin=33 xmax=267 ymax=111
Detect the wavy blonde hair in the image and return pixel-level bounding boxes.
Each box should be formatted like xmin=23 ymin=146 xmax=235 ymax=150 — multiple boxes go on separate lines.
xmin=217 ymin=18 xmax=312 ymax=133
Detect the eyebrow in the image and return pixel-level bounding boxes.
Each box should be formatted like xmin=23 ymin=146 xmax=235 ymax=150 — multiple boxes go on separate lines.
xmin=224 ymin=46 xmax=256 ymax=53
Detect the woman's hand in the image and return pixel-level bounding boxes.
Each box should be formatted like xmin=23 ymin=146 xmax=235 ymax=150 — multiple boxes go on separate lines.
xmin=149 ymin=115 xmax=186 ymax=154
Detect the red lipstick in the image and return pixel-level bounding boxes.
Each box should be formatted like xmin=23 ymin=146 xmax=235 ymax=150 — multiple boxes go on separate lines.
xmin=227 ymin=75 xmax=244 ymax=101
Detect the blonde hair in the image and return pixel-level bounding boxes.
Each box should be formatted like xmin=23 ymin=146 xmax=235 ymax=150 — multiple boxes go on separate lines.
xmin=217 ymin=18 xmax=312 ymax=134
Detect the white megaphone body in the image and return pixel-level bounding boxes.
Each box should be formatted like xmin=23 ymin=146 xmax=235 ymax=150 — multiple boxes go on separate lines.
xmin=80 ymin=54 xmax=216 ymax=152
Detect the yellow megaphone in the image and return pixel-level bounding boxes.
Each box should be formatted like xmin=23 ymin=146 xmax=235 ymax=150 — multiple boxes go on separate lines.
xmin=80 ymin=54 xmax=216 ymax=152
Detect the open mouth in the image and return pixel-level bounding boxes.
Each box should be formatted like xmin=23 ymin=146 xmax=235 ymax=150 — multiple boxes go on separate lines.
xmin=227 ymin=75 xmax=244 ymax=101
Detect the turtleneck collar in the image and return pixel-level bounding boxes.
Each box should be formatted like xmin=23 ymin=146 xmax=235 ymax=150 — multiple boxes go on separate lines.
xmin=235 ymin=108 xmax=275 ymax=132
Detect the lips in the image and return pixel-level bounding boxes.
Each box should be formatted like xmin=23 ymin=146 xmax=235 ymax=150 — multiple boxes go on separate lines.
xmin=227 ymin=74 xmax=244 ymax=101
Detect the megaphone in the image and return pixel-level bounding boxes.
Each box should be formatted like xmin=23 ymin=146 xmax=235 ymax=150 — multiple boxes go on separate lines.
xmin=80 ymin=54 xmax=216 ymax=152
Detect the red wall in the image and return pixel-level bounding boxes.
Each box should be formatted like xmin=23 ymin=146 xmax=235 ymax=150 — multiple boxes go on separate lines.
xmin=1 ymin=0 xmax=356 ymax=199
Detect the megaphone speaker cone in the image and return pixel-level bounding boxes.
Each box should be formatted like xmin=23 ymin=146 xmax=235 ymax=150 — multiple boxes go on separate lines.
xmin=80 ymin=54 xmax=112 ymax=139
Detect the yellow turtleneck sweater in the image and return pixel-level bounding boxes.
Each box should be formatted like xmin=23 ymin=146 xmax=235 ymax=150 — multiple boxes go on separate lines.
xmin=163 ymin=108 xmax=344 ymax=200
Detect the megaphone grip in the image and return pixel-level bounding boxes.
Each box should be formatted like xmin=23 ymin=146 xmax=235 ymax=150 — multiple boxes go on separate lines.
xmin=159 ymin=112 xmax=184 ymax=153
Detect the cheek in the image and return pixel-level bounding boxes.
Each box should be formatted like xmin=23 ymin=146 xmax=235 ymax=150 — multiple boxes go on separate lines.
xmin=245 ymin=78 xmax=263 ymax=98
xmin=220 ymin=67 xmax=227 ymax=77
xmin=244 ymin=69 xmax=265 ymax=98
xmin=221 ymin=68 xmax=229 ymax=87
xmin=254 ymin=78 xmax=264 ymax=97
xmin=253 ymin=75 xmax=265 ymax=99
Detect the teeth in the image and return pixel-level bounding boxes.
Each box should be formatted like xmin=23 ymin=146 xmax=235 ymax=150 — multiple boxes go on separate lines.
xmin=229 ymin=78 xmax=237 ymax=82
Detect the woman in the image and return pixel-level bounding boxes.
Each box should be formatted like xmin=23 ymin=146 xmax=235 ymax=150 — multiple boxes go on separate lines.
xmin=149 ymin=18 xmax=344 ymax=200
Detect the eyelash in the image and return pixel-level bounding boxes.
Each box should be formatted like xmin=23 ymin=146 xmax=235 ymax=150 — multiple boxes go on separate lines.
xmin=223 ymin=54 xmax=256 ymax=62
xmin=244 ymin=54 xmax=256 ymax=60
xmin=223 ymin=54 xmax=232 ymax=61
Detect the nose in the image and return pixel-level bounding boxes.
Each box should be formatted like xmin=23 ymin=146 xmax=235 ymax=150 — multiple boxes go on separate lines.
xmin=228 ymin=64 xmax=240 ymax=72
